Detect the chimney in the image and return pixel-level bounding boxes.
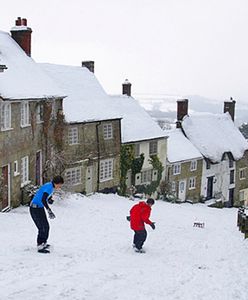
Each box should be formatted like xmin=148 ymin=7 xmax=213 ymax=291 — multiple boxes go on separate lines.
xmin=0 ymin=65 xmax=8 ymax=73
xmin=82 ymin=61 xmax=94 ymax=73
xmin=10 ymin=17 xmax=32 ymax=57
xmin=176 ymin=99 xmax=188 ymax=128
xmin=224 ymin=97 xmax=236 ymax=121
xmin=122 ymin=79 xmax=132 ymax=96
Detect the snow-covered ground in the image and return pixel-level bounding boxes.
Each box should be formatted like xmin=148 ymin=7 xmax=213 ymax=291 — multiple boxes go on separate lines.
xmin=0 ymin=193 xmax=247 ymax=300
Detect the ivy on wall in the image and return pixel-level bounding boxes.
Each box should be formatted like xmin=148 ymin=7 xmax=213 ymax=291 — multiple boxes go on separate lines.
xmin=119 ymin=144 xmax=134 ymax=195
xmin=136 ymin=154 xmax=164 ymax=196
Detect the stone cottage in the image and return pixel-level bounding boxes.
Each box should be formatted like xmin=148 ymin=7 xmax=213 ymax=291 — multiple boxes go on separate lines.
xmin=40 ymin=62 xmax=122 ymax=194
xmin=0 ymin=18 xmax=65 ymax=211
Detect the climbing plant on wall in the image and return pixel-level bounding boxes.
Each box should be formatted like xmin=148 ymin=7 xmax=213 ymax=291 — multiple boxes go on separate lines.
xmin=119 ymin=144 xmax=134 ymax=195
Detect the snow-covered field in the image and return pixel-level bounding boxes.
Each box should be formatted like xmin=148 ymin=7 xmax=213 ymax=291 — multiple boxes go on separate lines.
xmin=0 ymin=193 xmax=247 ymax=300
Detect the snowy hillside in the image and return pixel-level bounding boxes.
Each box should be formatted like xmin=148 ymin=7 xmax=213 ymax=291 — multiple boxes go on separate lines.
xmin=1 ymin=193 xmax=247 ymax=300
xmin=135 ymin=94 xmax=248 ymax=127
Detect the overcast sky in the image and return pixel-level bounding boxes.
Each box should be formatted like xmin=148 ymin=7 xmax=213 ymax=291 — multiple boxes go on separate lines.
xmin=1 ymin=0 xmax=248 ymax=103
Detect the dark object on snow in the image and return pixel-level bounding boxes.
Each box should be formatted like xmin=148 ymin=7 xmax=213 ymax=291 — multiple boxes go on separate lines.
xmin=150 ymin=222 xmax=156 ymax=230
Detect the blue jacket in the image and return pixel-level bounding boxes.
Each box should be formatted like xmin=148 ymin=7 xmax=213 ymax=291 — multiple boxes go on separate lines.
xmin=31 ymin=182 xmax=54 ymax=208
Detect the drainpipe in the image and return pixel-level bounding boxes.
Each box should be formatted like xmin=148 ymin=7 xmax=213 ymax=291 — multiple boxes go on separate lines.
xmin=96 ymin=122 xmax=101 ymax=192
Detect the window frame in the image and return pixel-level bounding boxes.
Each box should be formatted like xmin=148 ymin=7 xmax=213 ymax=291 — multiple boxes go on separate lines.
xmin=68 ymin=127 xmax=79 ymax=145
xmin=103 ymin=123 xmax=113 ymax=140
xmin=100 ymin=158 xmax=113 ymax=182
xmin=21 ymin=156 xmax=29 ymax=186
xmin=172 ymin=163 xmax=181 ymax=175
xmin=189 ymin=177 xmax=196 ymax=190
xmin=0 ymin=102 xmax=12 ymax=130
xmin=190 ymin=160 xmax=197 ymax=171
xmin=20 ymin=101 xmax=30 ymax=127
xmin=149 ymin=141 xmax=158 ymax=156
xmin=65 ymin=167 xmax=81 ymax=186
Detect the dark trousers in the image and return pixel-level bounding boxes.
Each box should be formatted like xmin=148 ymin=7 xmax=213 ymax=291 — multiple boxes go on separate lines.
xmin=30 ymin=207 xmax=49 ymax=245
xmin=133 ymin=229 xmax=147 ymax=250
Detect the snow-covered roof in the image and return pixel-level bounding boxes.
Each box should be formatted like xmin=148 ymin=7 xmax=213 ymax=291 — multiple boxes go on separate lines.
xmin=0 ymin=31 xmax=64 ymax=100
xmin=182 ymin=112 xmax=248 ymax=162
xmin=40 ymin=63 xmax=122 ymax=123
xmin=109 ymin=95 xmax=167 ymax=143
xmin=166 ymin=128 xmax=202 ymax=163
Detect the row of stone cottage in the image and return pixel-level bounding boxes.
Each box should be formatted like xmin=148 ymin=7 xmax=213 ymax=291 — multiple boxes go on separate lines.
xmin=0 ymin=18 xmax=248 ymax=211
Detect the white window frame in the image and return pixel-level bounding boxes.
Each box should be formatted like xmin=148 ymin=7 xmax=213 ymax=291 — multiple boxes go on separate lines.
xmin=190 ymin=160 xmax=197 ymax=171
xmin=50 ymin=101 xmax=56 ymax=119
xmin=21 ymin=156 xmax=29 ymax=186
xmin=141 ymin=169 xmax=153 ymax=184
xmin=65 ymin=167 xmax=81 ymax=186
xmin=20 ymin=101 xmax=30 ymax=127
xmin=100 ymin=159 xmax=113 ymax=182
xmin=36 ymin=103 xmax=44 ymax=123
xmin=173 ymin=164 xmax=181 ymax=175
xmin=149 ymin=141 xmax=158 ymax=155
xmin=189 ymin=177 xmax=196 ymax=190
xmin=103 ymin=123 xmax=113 ymax=140
xmin=134 ymin=143 xmax=140 ymax=157
xmin=68 ymin=127 xmax=79 ymax=145
xmin=240 ymin=190 xmax=245 ymax=202
xmin=239 ymin=168 xmax=246 ymax=180
xmin=171 ymin=181 xmax=176 ymax=192
xmin=0 ymin=102 xmax=11 ymax=130
xmin=14 ymin=160 xmax=20 ymax=176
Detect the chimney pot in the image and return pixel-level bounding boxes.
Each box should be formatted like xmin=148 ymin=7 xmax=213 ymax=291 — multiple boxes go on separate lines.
xmin=16 ymin=17 xmax=22 ymax=26
xmin=82 ymin=61 xmax=94 ymax=73
xmin=122 ymin=79 xmax=132 ymax=96
xmin=22 ymin=18 xmax=27 ymax=26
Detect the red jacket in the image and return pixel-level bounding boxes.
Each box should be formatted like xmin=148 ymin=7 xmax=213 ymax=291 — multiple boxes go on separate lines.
xmin=130 ymin=201 xmax=153 ymax=231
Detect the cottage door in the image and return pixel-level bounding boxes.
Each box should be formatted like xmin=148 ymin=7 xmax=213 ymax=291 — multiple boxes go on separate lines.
xmin=228 ymin=188 xmax=234 ymax=207
xmin=35 ymin=151 xmax=42 ymax=186
xmin=178 ymin=179 xmax=186 ymax=201
xmin=206 ymin=176 xmax=214 ymax=200
xmin=85 ymin=166 xmax=93 ymax=195
xmin=1 ymin=165 xmax=10 ymax=210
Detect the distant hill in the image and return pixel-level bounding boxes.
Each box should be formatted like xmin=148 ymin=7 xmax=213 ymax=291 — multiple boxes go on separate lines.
xmin=134 ymin=94 xmax=248 ymax=127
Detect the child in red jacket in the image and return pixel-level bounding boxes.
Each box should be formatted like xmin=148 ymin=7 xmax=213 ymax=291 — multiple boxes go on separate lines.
xmin=128 ymin=198 xmax=155 ymax=253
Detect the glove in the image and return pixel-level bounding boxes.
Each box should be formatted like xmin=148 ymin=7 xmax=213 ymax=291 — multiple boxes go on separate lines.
xmin=150 ymin=222 xmax=155 ymax=230
xmin=47 ymin=208 xmax=56 ymax=219
xmin=48 ymin=197 xmax=54 ymax=205
xmin=126 ymin=216 xmax=131 ymax=222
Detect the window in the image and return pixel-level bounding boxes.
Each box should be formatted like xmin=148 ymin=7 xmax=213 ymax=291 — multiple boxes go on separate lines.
xmin=240 ymin=191 xmax=245 ymax=202
xmin=21 ymin=156 xmax=29 ymax=186
xmin=190 ymin=160 xmax=197 ymax=171
xmin=36 ymin=103 xmax=43 ymax=123
xmin=103 ymin=124 xmax=113 ymax=139
xmin=0 ymin=102 xmax=11 ymax=130
xmin=206 ymin=160 xmax=211 ymax=170
xmin=68 ymin=127 xmax=79 ymax=145
xmin=14 ymin=160 xmax=19 ymax=176
xmin=50 ymin=102 xmax=56 ymax=119
xmin=239 ymin=168 xmax=246 ymax=180
xmin=189 ymin=177 xmax=196 ymax=189
xmin=229 ymin=159 xmax=234 ymax=168
xmin=230 ymin=170 xmax=235 ymax=184
xmin=171 ymin=181 xmax=176 ymax=192
xmin=173 ymin=164 xmax=181 ymax=175
xmin=141 ymin=169 xmax=153 ymax=184
xmin=100 ymin=159 xmax=113 ymax=182
xmin=134 ymin=144 xmax=140 ymax=157
xmin=65 ymin=167 xmax=81 ymax=185
xmin=20 ymin=102 xmax=30 ymax=127
xmin=149 ymin=141 xmax=158 ymax=155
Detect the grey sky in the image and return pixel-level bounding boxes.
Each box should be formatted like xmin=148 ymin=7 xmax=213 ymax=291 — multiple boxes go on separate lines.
xmin=1 ymin=0 xmax=248 ymax=102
